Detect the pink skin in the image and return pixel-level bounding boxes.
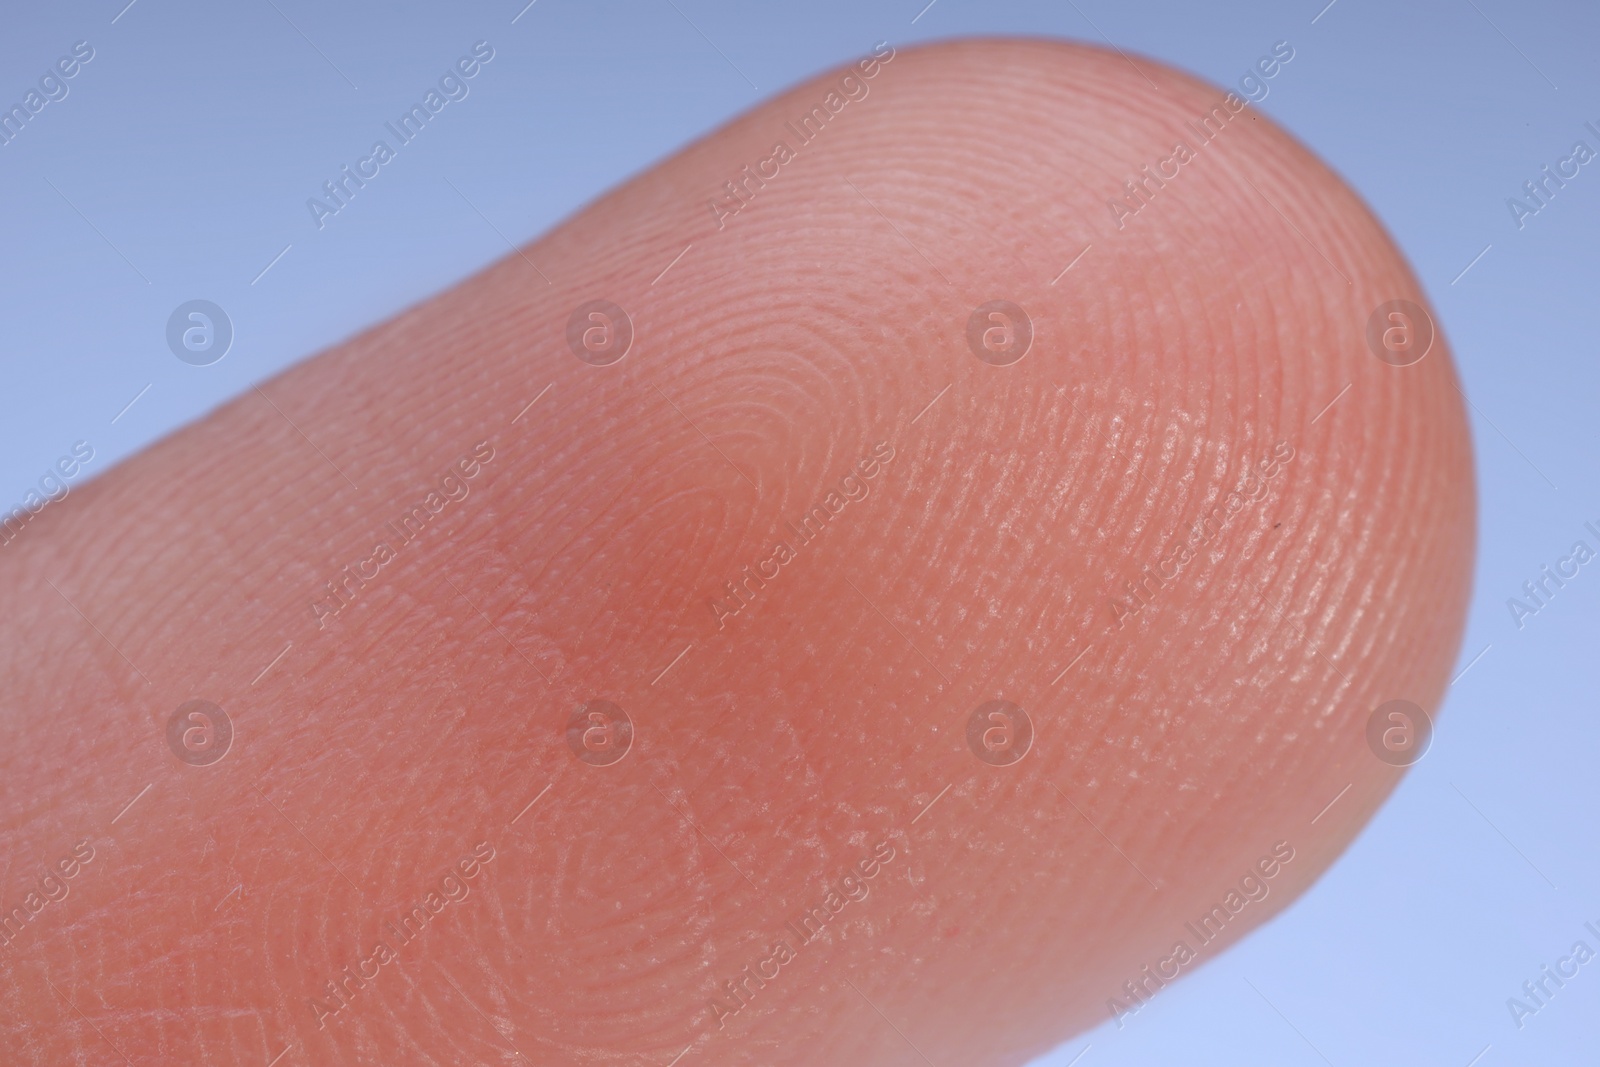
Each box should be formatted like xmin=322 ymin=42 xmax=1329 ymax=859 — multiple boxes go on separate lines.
xmin=0 ymin=39 xmax=1471 ymax=1066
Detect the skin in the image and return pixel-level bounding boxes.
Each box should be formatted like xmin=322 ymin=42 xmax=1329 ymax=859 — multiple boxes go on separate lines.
xmin=0 ymin=38 xmax=1471 ymax=1067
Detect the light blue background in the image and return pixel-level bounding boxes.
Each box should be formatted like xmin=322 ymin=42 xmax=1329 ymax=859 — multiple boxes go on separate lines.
xmin=1 ymin=1 xmax=1596 ymax=1064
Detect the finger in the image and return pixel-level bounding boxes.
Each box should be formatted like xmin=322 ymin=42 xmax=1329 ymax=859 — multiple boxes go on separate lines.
xmin=0 ymin=37 xmax=1471 ymax=1067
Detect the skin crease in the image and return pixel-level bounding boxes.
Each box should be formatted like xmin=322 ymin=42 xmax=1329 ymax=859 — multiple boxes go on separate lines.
xmin=0 ymin=36 xmax=1472 ymax=1067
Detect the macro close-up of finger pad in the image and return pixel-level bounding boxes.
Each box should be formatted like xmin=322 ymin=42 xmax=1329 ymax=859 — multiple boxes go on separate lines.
xmin=0 ymin=2 xmax=1594 ymax=1066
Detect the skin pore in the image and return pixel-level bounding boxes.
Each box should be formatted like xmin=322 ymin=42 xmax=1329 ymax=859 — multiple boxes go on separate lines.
xmin=0 ymin=38 xmax=1472 ymax=1067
